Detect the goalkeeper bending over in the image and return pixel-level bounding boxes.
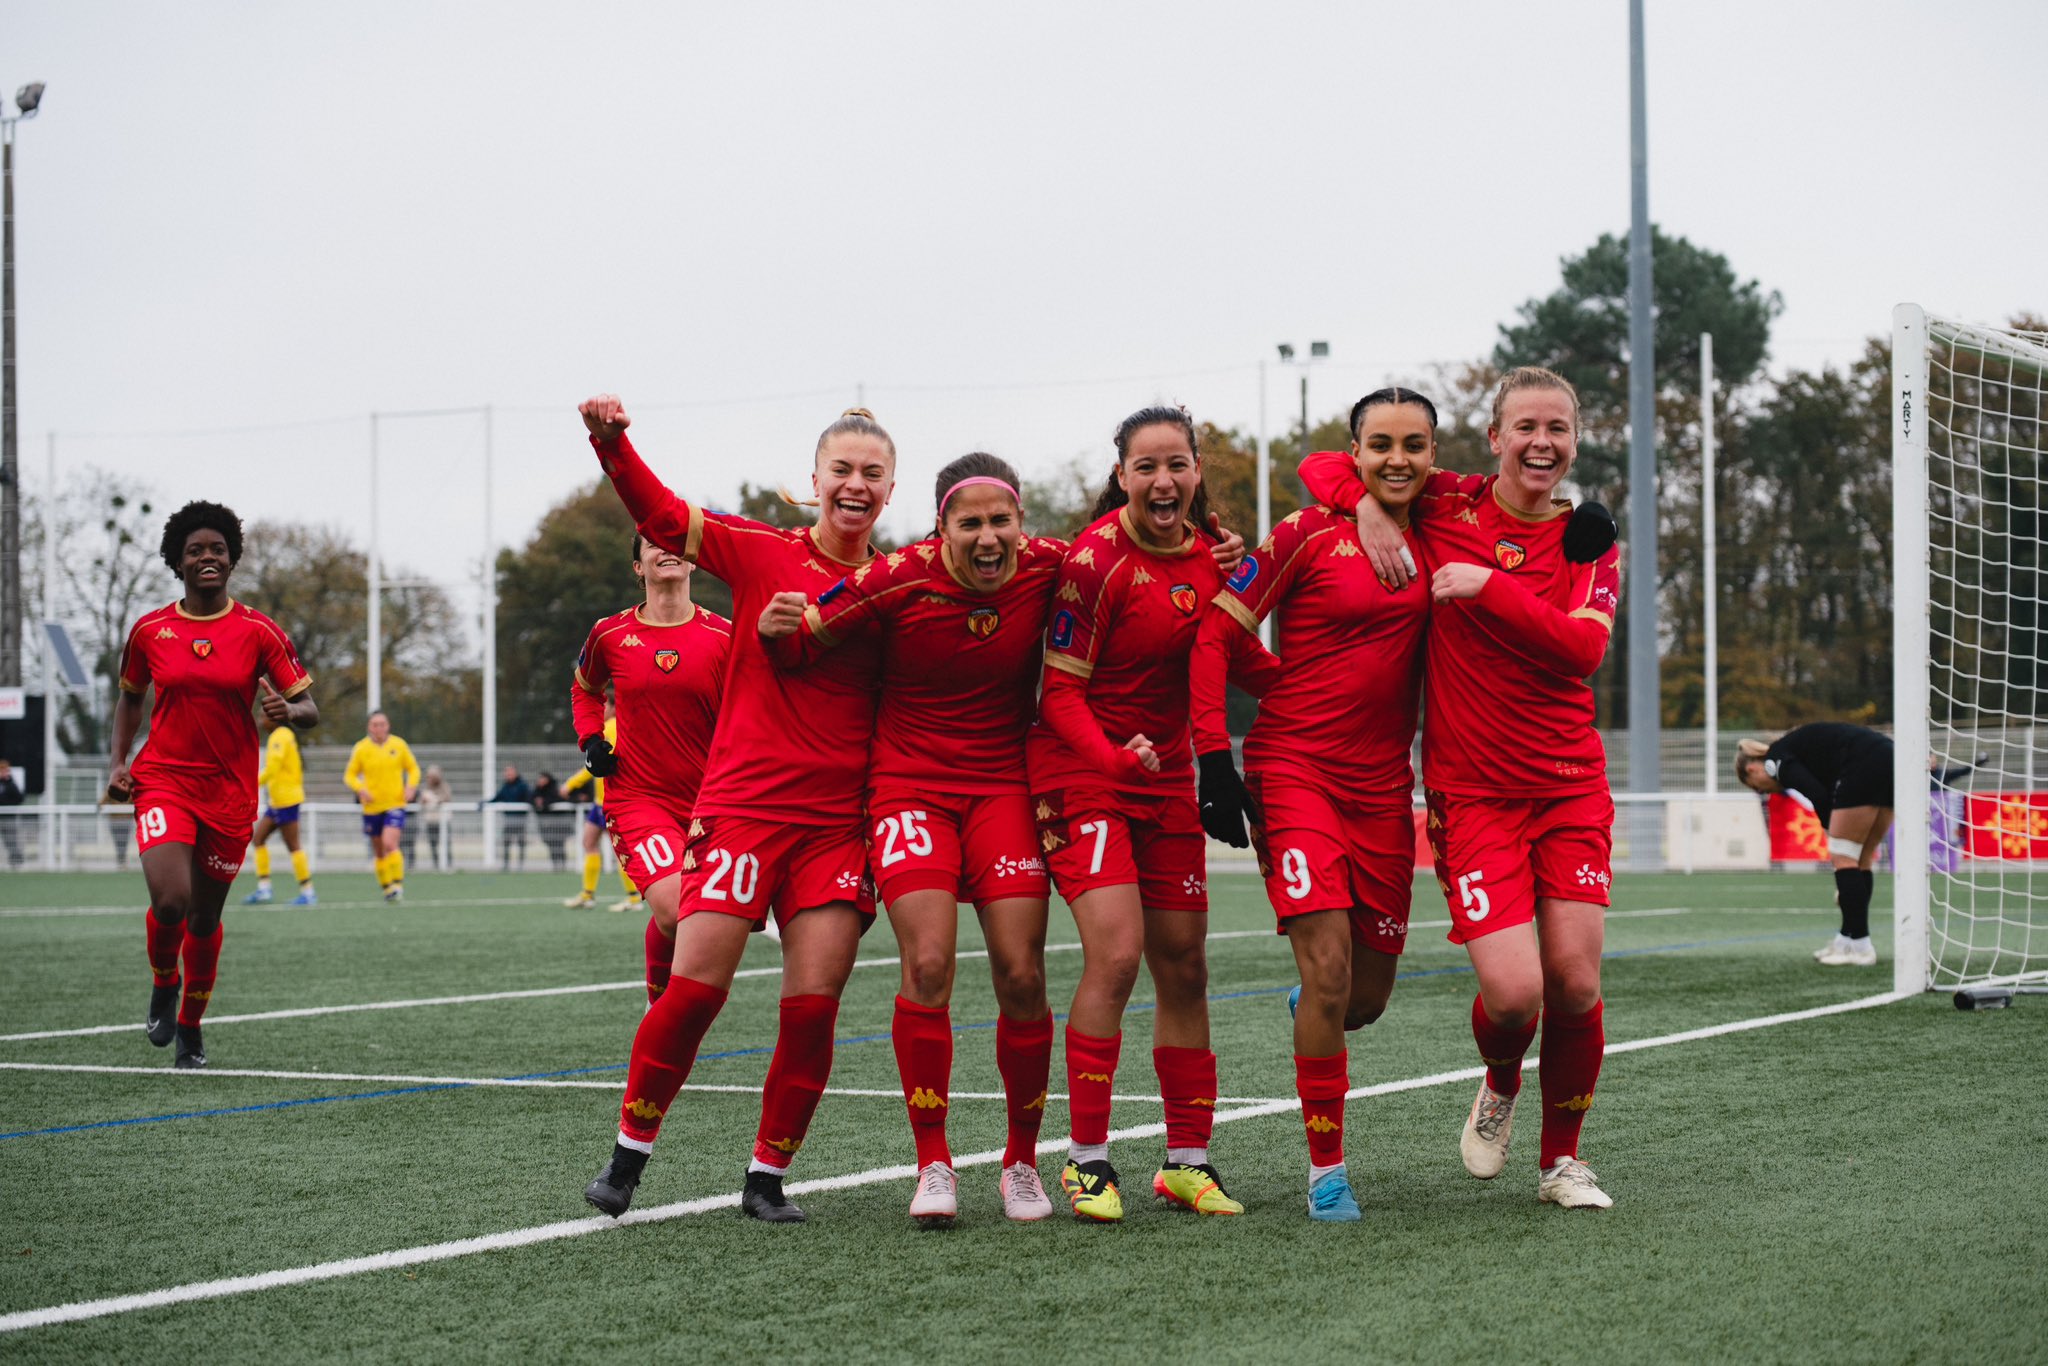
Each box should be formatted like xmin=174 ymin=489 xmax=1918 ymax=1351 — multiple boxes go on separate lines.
xmin=1735 ymin=723 xmax=1894 ymax=967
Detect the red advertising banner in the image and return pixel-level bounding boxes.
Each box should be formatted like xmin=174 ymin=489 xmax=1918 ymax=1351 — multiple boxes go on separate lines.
xmin=1964 ymin=793 xmax=2048 ymax=860
xmin=1768 ymin=794 xmax=1830 ymax=863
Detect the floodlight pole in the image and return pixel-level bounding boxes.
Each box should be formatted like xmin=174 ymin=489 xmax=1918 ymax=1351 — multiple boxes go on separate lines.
xmin=39 ymin=428 xmax=53 ymax=863
xmin=367 ymin=413 xmax=382 ymax=715
xmin=481 ymin=404 xmax=497 ymax=867
xmin=1256 ymin=360 xmax=1270 ymax=649
xmin=1626 ymin=0 xmax=1661 ymax=828
xmin=1 ymin=90 xmax=44 ymax=687
xmin=1701 ymin=333 xmax=1717 ymax=795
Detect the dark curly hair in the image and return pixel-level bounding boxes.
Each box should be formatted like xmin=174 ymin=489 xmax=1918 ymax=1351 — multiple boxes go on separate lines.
xmin=159 ymin=501 xmax=244 ymax=575
xmin=1088 ymin=405 xmax=1213 ymax=531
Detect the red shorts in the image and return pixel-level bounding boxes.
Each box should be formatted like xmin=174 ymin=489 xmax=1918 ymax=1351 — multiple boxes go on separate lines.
xmin=675 ymin=813 xmax=876 ymax=930
xmin=867 ymin=788 xmax=1050 ymax=911
xmin=132 ymin=796 xmax=245 ymax=883
xmin=1247 ymin=775 xmax=1412 ymax=956
xmin=1032 ymin=788 xmax=1207 ymax=912
xmin=1424 ymin=788 xmax=1614 ymax=944
xmin=605 ymin=800 xmax=692 ymax=889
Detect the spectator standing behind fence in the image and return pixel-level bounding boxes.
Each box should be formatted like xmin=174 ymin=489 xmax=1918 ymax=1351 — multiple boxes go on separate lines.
xmin=532 ymin=771 xmax=573 ymax=872
xmin=419 ymin=765 xmax=455 ymax=872
xmin=0 ymin=759 xmax=24 ymax=868
xmin=488 ymin=765 xmax=532 ymax=871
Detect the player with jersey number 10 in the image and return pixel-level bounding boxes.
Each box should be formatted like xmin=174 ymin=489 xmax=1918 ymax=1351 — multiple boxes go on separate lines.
xmin=1302 ymin=366 xmax=1623 ymax=1211
xmin=106 ymin=501 xmax=319 ymax=1070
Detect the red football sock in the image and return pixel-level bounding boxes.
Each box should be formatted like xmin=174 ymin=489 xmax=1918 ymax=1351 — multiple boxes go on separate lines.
xmin=1472 ymin=994 xmax=1539 ymax=1097
xmin=643 ymin=915 xmax=675 ymax=1004
xmin=891 ymin=995 xmax=953 ymax=1169
xmin=177 ymin=922 xmax=223 ymax=1026
xmin=1538 ymin=999 xmax=1605 ymax=1168
xmin=1153 ymin=1045 xmax=1219 ymax=1149
xmin=617 ymin=976 xmax=728 ymax=1146
xmin=751 ymin=994 xmax=838 ymax=1170
xmin=145 ymin=908 xmax=181 ymax=986
xmin=1295 ymin=1051 xmax=1349 ymax=1169
xmin=995 ymin=1012 xmax=1054 ymax=1167
xmin=1064 ymin=1026 xmax=1121 ymax=1148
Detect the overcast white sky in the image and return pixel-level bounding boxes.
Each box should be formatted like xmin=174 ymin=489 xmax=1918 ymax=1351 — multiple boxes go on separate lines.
xmin=9 ymin=0 xmax=2045 ymax=601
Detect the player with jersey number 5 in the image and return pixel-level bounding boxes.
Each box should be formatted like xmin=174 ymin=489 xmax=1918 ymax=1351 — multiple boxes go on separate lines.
xmin=578 ymin=392 xmax=892 ymax=1226
xmin=1301 ymin=366 xmax=1623 ymax=1211
xmin=107 ymin=501 xmax=318 ymax=1070
xmin=571 ymin=533 xmax=729 ymax=1001
xmin=1734 ymin=723 xmax=1895 ymax=967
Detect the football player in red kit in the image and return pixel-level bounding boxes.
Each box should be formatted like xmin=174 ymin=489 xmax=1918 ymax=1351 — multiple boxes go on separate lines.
xmin=1027 ymin=405 xmax=1238 ymax=1223
xmin=106 ymin=502 xmax=317 ymax=1070
xmin=759 ymin=452 xmax=1061 ymax=1226
xmin=1190 ymin=387 xmax=1435 ymax=1221
xmin=571 ymin=533 xmax=730 ymax=1004
xmin=579 ymin=394 xmax=892 ymax=1225
xmin=1300 ymin=366 xmax=1623 ymax=1210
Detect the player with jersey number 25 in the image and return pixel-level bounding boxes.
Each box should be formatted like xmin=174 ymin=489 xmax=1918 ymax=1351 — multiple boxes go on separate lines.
xmin=1301 ymin=366 xmax=1623 ymax=1212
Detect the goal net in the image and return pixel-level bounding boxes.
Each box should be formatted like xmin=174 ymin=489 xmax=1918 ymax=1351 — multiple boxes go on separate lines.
xmin=1894 ymin=305 xmax=2048 ymax=993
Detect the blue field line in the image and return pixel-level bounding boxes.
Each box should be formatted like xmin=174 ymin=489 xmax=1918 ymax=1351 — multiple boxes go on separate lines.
xmin=3 ymin=926 xmax=1816 ymax=1141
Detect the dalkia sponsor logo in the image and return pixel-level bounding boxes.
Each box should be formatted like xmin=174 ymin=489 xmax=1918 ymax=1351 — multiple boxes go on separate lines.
xmin=1573 ymin=863 xmax=1612 ymax=889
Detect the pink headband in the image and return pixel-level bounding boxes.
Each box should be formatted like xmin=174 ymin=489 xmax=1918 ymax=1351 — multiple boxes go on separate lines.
xmin=940 ymin=475 xmax=1022 ymax=513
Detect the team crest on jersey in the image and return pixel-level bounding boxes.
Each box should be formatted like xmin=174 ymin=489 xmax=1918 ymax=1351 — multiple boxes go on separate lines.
xmin=1169 ymin=584 xmax=1198 ymax=616
xmin=1494 ymin=539 xmax=1526 ymax=571
xmin=1226 ymin=558 xmax=1258 ymax=594
xmin=191 ymin=638 xmax=213 ymax=659
xmin=966 ymin=608 xmax=1000 ymax=639
xmin=1049 ymin=610 xmax=1076 ymax=649
xmin=654 ymin=649 xmax=680 ymax=673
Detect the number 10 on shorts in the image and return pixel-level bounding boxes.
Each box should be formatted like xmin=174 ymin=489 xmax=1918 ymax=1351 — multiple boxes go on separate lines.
xmin=1458 ymin=869 xmax=1490 ymax=922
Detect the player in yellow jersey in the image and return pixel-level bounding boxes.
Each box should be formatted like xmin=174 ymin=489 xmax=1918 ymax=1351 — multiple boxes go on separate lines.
xmin=561 ymin=706 xmax=642 ymax=910
xmin=344 ymin=711 xmax=420 ymax=903
xmin=245 ymin=709 xmax=317 ymax=905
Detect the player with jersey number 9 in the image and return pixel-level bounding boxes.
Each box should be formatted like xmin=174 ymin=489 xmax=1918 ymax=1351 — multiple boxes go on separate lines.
xmin=1301 ymin=367 xmax=1623 ymax=1212
xmin=578 ymin=393 xmax=893 ymax=1226
xmin=106 ymin=501 xmax=318 ymax=1072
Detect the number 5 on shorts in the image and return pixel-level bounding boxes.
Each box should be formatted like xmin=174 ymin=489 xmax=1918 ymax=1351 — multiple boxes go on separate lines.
xmin=1458 ymin=869 xmax=1490 ymax=922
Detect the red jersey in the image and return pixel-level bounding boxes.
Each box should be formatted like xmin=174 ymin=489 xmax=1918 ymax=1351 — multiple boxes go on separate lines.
xmin=1190 ymin=505 xmax=1427 ymax=798
xmin=1299 ymin=453 xmax=1621 ymax=798
xmin=1025 ymin=506 xmax=1225 ymax=798
xmin=117 ymin=599 xmax=312 ymax=832
xmin=595 ymin=433 xmax=880 ymax=823
xmin=571 ymin=604 xmax=730 ymax=815
xmin=771 ymin=535 xmax=1066 ymax=794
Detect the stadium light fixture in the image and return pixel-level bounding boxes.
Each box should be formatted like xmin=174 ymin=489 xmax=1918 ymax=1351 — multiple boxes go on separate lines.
xmin=1275 ymin=343 xmax=1294 ymax=362
xmin=1 ymin=79 xmax=48 ymax=687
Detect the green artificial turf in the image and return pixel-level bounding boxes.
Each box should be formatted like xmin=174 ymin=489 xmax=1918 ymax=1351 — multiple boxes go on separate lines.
xmin=1 ymin=869 xmax=2043 ymax=1363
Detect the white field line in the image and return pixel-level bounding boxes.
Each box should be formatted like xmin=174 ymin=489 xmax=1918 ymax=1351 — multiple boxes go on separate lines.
xmin=0 ymin=930 xmax=1277 ymax=1044
xmin=0 ymin=989 xmax=1909 ymax=1336
xmin=0 ymin=1061 xmax=1285 ymax=1106
xmin=0 ymin=897 xmax=575 ymax=919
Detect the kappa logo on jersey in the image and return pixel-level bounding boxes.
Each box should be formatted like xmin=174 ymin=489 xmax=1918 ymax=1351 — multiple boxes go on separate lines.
xmin=819 ymin=578 xmax=849 ymax=606
xmin=1130 ymin=567 xmax=1153 ymax=587
xmin=1330 ymin=539 xmax=1362 ymax=558
xmin=907 ymin=1087 xmax=947 ymax=1111
xmin=1050 ymin=609 xmax=1077 ymax=649
xmin=1226 ymin=557 xmax=1258 ymax=593
xmin=1305 ymin=1115 xmax=1338 ymax=1134
xmin=763 ymin=1135 xmax=803 ymax=1154
xmin=1553 ymin=1093 xmax=1595 ymax=1112
xmin=623 ymin=1097 xmax=664 ymax=1120
xmin=966 ymin=608 xmax=1000 ymax=639
xmin=654 ymin=649 xmax=680 ymax=673
xmin=192 ymin=639 xmax=213 ymax=659
xmin=1574 ymin=863 xmax=1612 ymax=890
xmin=1071 ymin=547 xmax=1097 ymax=567
xmin=914 ymin=543 xmax=936 ymax=562
xmin=1494 ymin=539 xmax=1527 ymax=571
xmin=622 ymin=634 xmax=644 ymax=648
xmin=154 ymin=626 xmax=178 ymax=640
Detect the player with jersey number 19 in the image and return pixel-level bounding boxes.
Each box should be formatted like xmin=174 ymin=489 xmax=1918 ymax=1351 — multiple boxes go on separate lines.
xmin=578 ymin=393 xmax=890 ymax=1226
xmin=1027 ymin=405 xmax=1240 ymax=1224
xmin=1191 ymin=387 xmax=1435 ymax=1222
xmin=571 ymin=533 xmax=729 ymax=1001
xmin=1301 ymin=367 xmax=1623 ymax=1211
xmin=107 ymin=502 xmax=317 ymax=1070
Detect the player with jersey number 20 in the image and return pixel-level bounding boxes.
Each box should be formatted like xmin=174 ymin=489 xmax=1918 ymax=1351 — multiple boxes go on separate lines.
xmin=1302 ymin=366 xmax=1623 ymax=1211
xmin=107 ymin=502 xmax=318 ymax=1070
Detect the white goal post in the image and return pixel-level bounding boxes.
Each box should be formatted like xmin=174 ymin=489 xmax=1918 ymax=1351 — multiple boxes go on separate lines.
xmin=1893 ymin=304 xmax=2048 ymax=995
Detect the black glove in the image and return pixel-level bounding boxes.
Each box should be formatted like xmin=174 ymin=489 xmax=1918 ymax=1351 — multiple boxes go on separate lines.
xmin=1563 ymin=501 xmax=1617 ymax=564
xmin=1197 ymin=750 xmax=1251 ymax=849
xmin=582 ymin=734 xmax=618 ymax=778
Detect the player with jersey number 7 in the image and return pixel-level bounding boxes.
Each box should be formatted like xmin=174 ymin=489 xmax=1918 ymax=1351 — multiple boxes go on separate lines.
xmin=1300 ymin=367 xmax=1623 ymax=1211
